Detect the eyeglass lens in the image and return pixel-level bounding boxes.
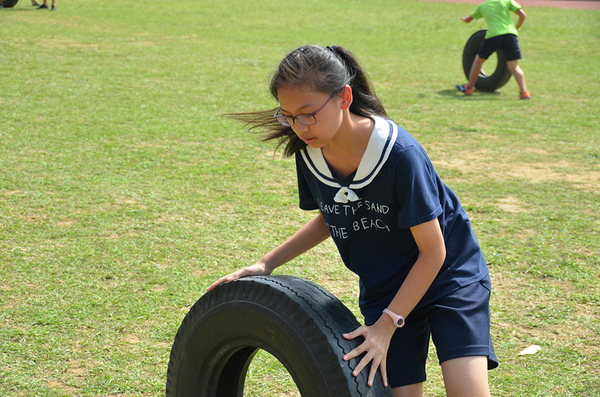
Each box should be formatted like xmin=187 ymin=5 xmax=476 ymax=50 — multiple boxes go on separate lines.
xmin=275 ymin=114 xmax=316 ymax=127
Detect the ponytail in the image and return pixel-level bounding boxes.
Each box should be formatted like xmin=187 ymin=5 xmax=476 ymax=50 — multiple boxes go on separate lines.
xmin=327 ymin=45 xmax=387 ymax=120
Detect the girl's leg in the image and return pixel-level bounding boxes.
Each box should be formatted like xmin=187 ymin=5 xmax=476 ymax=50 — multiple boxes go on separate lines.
xmin=507 ymin=60 xmax=528 ymax=94
xmin=468 ymin=55 xmax=487 ymax=89
xmin=440 ymin=356 xmax=491 ymax=397
xmin=392 ymin=382 xmax=424 ymax=397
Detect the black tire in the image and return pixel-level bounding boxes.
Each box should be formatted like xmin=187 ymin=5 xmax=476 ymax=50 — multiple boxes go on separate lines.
xmin=166 ymin=275 xmax=392 ymax=397
xmin=3 ymin=0 xmax=20 ymax=7
xmin=462 ymin=29 xmax=512 ymax=92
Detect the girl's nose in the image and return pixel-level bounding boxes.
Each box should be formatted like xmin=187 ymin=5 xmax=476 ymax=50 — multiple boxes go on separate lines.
xmin=292 ymin=122 xmax=309 ymax=135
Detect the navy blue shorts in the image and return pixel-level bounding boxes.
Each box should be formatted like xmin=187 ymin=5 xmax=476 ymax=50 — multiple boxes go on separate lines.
xmin=478 ymin=34 xmax=522 ymax=61
xmin=369 ymin=278 xmax=498 ymax=388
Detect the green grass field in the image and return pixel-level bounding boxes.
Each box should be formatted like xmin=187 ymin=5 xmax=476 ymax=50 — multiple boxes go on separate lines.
xmin=1 ymin=0 xmax=599 ymax=395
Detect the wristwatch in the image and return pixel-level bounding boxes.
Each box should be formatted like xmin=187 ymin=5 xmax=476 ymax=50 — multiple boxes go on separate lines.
xmin=383 ymin=308 xmax=405 ymax=328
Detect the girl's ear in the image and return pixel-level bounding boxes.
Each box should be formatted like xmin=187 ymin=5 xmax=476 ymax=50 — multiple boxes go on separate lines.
xmin=340 ymin=85 xmax=353 ymax=110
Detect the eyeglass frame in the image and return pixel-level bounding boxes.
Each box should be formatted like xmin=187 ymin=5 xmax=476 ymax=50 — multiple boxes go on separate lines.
xmin=273 ymin=91 xmax=340 ymax=127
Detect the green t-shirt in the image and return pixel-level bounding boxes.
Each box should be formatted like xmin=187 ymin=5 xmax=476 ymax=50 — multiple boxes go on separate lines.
xmin=471 ymin=0 xmax=522 ymax=38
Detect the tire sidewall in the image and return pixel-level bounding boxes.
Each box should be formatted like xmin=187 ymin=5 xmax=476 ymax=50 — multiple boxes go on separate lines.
xmin=176 ymin=302 xmax=334 ymax=396
xmin=167 ymin=276 xmax=392 ymax=397
xmin=462 ymin=29 xmax=512 ymax=92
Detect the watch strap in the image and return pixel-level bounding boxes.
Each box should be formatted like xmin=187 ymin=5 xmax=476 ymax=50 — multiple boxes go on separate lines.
xmin=383 ymin=308 xmax=405 ymax=328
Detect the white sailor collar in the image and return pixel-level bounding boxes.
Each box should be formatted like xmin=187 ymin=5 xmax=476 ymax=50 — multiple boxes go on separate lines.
xmin=299 ymin=116 xmax=398 ymax=203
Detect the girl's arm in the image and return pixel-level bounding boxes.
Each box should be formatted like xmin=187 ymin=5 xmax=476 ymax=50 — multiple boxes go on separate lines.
xmin=342 ymin=217 xmax=446 ymax=387
xmin=515 ymin=9 xmax=526 ymax=31
xmin=461 ymin=15 xmax=474 ymax=23
xmin=382 ymin=217 xmax=446 ymax=321
xmin=207 ymin=212 xmax=330 ymax=291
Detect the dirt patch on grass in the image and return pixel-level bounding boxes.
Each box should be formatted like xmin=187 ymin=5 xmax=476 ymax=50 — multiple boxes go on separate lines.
xmin=496 ymin=196 xmax=527 ymax=213
xmin=47 ymin=380 xmax=78 ymax=394
xmin=432 ymin=149 xmax=600 ymax=192
xmin=124 ymin=334 xmax=143 ymax=344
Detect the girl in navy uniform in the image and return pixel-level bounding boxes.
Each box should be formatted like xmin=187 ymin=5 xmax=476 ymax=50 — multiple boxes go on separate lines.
xmin=208 ymin=45 xmax=497 ymax=397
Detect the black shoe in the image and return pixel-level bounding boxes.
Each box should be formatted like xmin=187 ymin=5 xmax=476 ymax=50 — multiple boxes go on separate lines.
xmin=37 ymin=4 xmax=48 ymax=8
xmin=51 ymin=5 xmax=55 ymax=10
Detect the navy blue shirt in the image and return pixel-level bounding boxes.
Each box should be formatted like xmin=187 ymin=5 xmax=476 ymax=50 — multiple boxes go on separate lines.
xmin=296 ymin=116 xmax=489 ymax=320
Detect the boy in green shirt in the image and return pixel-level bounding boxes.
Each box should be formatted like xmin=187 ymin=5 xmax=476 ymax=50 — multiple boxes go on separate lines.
xmin=456 ymin=0 xmax=530 ymax=99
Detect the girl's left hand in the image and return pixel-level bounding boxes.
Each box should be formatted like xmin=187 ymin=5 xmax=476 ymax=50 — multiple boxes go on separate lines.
xmin=342 ymin=319 xmax=396 ymax=387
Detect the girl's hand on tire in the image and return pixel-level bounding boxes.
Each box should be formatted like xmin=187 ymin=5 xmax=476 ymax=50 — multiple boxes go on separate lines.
xmin=207 ymin=263 xmax=272 ymax=291
xmin=342 ymin=318 xmax=396 ymax=387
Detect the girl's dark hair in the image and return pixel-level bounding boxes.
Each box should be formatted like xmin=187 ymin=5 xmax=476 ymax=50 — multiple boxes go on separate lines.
xmin=228 ymin=45 xmax=387 ymax=157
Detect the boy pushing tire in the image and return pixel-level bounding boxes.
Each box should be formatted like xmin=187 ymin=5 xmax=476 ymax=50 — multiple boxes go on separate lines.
xmin=456 ymin=0 xmax=531 ymax=99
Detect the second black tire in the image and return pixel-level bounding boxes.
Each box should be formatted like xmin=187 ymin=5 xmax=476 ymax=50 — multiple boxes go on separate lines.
xmin=166 ymin=275 xmax=392 ymax=397
xmin=462 ymin=29 xmax=512 ymax=92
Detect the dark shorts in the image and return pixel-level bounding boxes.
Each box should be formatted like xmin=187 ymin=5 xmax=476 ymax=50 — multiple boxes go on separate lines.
xmin=478 ymin=33 xmax=522 ymax=61
xmin=367 ymin=278 xmax=498 ymax=388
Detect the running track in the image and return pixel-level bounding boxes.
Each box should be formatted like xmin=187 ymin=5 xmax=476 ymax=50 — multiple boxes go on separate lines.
xmin=416 ymin=0 xmax=600 ymax=10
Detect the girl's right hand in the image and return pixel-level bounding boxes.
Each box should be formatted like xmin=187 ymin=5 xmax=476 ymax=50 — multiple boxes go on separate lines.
xmin=206 ymin=262 xmax=272 ymax=291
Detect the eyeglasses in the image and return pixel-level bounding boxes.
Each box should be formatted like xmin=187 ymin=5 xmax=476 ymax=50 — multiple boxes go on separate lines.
xmin=274 ymin=92 xmax=338 ymax=127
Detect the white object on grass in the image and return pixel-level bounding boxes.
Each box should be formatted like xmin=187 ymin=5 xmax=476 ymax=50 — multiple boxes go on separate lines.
xmin=518 ymin=345 xmax=542 ymax=356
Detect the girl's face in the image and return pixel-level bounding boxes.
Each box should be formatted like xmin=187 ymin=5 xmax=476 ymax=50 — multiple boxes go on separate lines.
xmin=276 ymin=87 xmax=344 ymax=149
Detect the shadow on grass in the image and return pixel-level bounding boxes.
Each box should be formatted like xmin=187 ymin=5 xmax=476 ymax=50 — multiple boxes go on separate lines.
xmin=1 ymin=4 xmax=44 ymax=11
xmin=1 ymin=8 xmax=44 ymax=11
xmin=437 ymin=89 xmax=502 ymax=100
